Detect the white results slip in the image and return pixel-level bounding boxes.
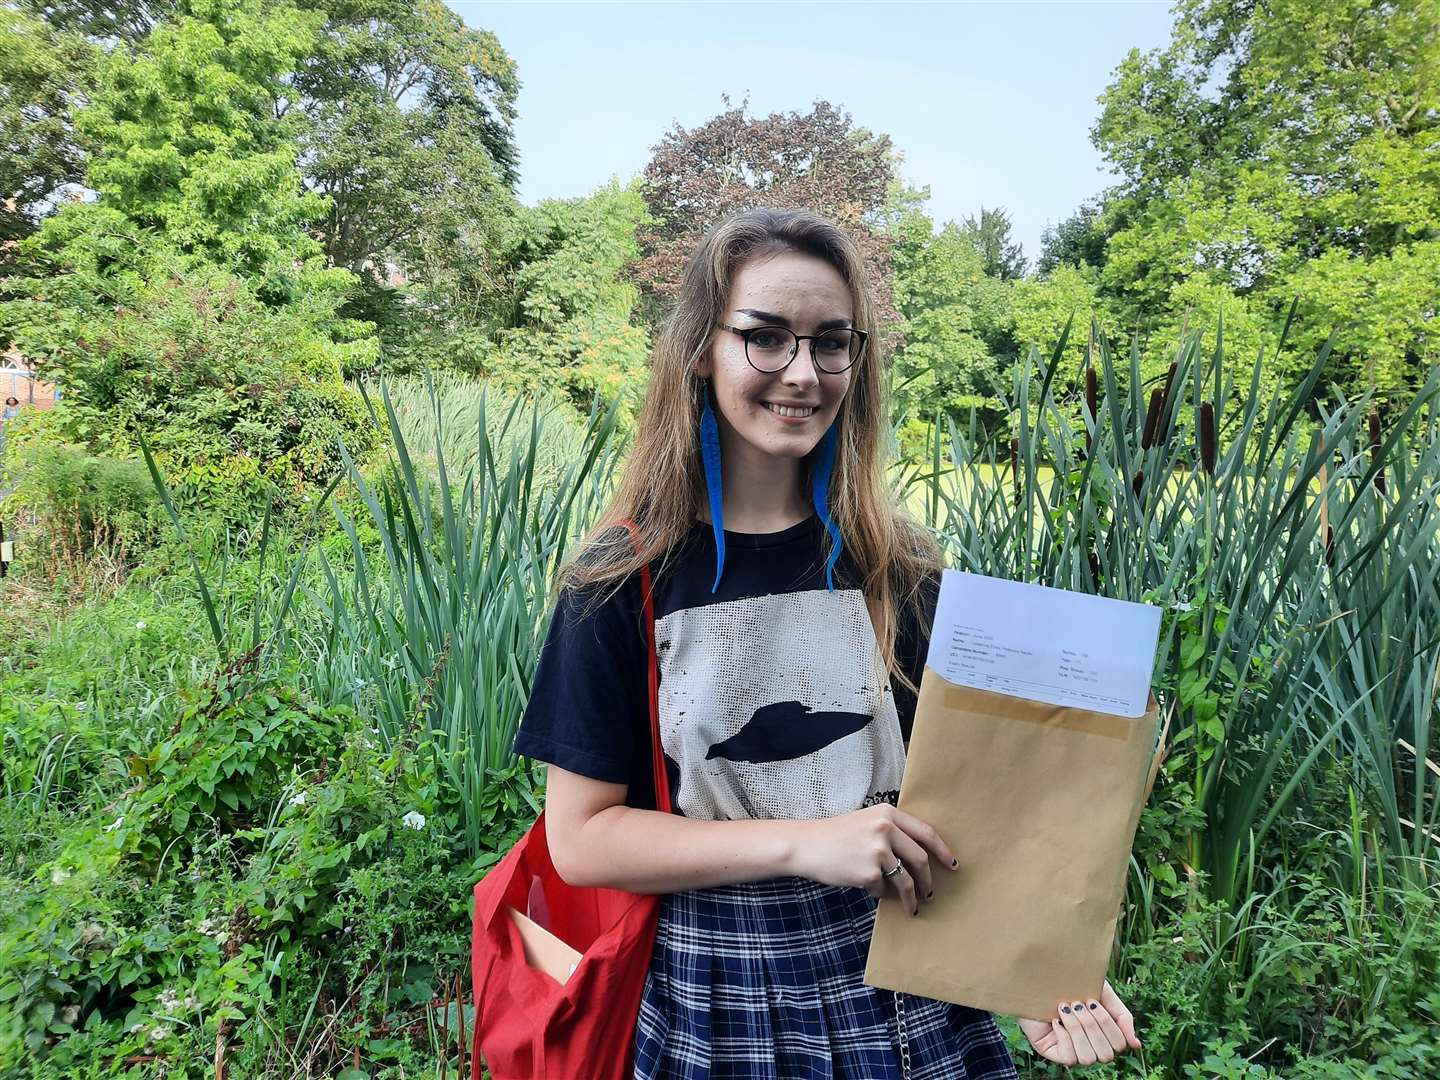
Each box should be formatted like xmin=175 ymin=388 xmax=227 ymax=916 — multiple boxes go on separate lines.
xmin=925 ymin=571 xmax=1163 ymax=718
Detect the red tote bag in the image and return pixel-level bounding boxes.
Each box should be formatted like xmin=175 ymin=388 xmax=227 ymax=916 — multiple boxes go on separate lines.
xmin=471 ymin=520 xmax=671 ymax=1079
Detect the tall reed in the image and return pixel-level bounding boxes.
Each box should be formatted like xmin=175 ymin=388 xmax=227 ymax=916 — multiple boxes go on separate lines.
xmin=309 ymin=375 xmax=625 ymax=857
xmin=900 ymin=315 xmax=1440 ymax=909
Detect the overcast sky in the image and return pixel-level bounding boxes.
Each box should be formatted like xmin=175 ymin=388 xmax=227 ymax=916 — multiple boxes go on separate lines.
xmin=455 ymin=1 xmax=1177 ymax=267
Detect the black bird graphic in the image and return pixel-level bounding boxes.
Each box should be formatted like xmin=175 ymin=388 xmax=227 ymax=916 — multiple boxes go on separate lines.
xmin=705 ymin=701 xmax=873 ymax=764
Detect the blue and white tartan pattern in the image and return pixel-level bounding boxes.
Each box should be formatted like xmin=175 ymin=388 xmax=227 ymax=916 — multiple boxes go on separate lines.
xmin=633 ymin=876 xmax=1018 ymax=1079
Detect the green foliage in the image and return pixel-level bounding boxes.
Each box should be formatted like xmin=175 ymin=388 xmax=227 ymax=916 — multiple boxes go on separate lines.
xmin=0 ymin=6 xmax=95 ymax=251
xmin=485 ymin=180 xmax=652 ymax=414
xmin=2 ymin=250 xmax=379 ymax=530
xmin=887 ymin=198 xmax=1016 ymax=429
xmin=67 ymin=0 xmax=331 ymax=288
xmin=0 ymin=594 xmax=515 ymax=1070
xmin=1010 ymin=264 xmax=1103 ymax=382
xmin=312 ymin=378 xmax=622 ymax=857
xmin=960 ymin=206 xmax=1029 ymax=281
xmin=0 ymin=0 xmax=386 ymax=551
xmin=128 ymin=668 xmax=343 ymax=860
xmin=0 ymin=434 xmax=161 ymax=568
xmin=380 ymin=369 xmax=591 ymax=493
xmin=1037 ymin=197 xmax=1112 ymax=276
xmin=293 ymin=0 xmax=522 ymax=280
xmin=1090 ymin=0 xmax=1440 ymax=402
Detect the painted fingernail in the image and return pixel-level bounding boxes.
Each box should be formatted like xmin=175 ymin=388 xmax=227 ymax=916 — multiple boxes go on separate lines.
xmin=950 ymin=858 xmax=959 ymax=868
xmin=1061 ymin=1005 xmax=1071 ymax=1014
xmin=926 ymin=891 xmax=934 ymax=900
xmin=1088 ymin=1001 xmax=1098 ymax=1010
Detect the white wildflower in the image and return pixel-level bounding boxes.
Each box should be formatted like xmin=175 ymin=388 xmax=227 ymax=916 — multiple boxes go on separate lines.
xmin=51 ymin=867 xmax=70 ymax=885
xmin=104 ymin=815 xmax=123 ymax=832
xmin=401 ymin=810 xmax=427 ymax=831
xmin=148 ymin=1025 xmax=169 ymax=1043
xmin=1174 ymin=601 xmax=1192 ymax=613
xmin=74 ymin=701 xmax=88 ymax=712
xmin=288 ymin=791 xmax=306 ymax=807
xmin=135 ymin=620 xmax=147 ymax=630
xmin=196 ymin=917 xmax=216 ymax=935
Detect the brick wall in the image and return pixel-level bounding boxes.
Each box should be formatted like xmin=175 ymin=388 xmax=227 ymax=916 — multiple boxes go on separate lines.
xmin=1 ymin=349 xmax=56 ymax=412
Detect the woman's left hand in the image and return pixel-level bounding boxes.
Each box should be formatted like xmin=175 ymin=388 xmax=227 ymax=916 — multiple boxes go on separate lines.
xmin=1015 ymin=979 xmax=1142 ymax=1065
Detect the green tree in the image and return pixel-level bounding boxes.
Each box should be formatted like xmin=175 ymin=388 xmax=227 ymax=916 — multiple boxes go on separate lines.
xmin=886 ymin=195 xmax=1015 ymax=426
xmin=47 ymin=0 xmax=333 ymax=292
xmin=486 ymin=179 xmax=652 ymax=414
xmin=1091 ymin=0 xmax=1440 ymax=402
xmin=0 ymin=7 xmax=96 ymax=251
xmin=1036 ymin=197 xmax=1112 ymax=276
xmin=2 ymin=0 xmax=377 ymax=518
xmin=960 ymin=205 xmax=1028 ymax=280
xmin=293 ymin=0 xmax=522 ymax=284
xmin=3 ymin=248 xmax=378 ymax=519
xmin=10 ymin=0 xmax=525 ymax=312
xmin=18 ymin=0 xmax=169 ymax=43
xmin=1010 ymin=263 xmax=1103 ymax=379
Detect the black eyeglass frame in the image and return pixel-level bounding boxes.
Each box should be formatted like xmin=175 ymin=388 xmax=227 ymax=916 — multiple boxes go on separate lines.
xmin=716 ymin=322 xmax=868 ymax=375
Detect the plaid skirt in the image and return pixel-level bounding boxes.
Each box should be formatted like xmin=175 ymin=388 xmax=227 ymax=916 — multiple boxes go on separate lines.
xmin=633 ymin=876 xmax=1018 ymax=1080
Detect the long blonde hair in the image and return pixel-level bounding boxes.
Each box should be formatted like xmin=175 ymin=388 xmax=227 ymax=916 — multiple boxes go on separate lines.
xmin=558 ymin=207 xmax=942 ymax=697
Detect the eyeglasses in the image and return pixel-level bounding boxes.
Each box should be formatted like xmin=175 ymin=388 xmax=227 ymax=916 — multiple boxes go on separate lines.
xmin=716 ymin=322 xmax=867 ymax=375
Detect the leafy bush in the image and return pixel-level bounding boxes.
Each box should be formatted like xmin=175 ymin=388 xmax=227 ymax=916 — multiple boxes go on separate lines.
xmin=0 ymin=643 xmax=532 ymax=1070
xmin=1 ymin=431 xmax=160 ymax=570
xmin=2 ymin=247 xmax=381 ymax=534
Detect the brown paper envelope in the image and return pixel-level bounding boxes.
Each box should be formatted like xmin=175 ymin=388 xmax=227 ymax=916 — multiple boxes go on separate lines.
xmin=864 ymin=668 xmax=1159 ymax=1020
xmin=506 ymin=905 xmax=583 ymax=985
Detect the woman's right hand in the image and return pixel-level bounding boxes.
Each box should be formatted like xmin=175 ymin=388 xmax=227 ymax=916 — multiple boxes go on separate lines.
xmin=788 ymin=804 xmax=959 ymax=916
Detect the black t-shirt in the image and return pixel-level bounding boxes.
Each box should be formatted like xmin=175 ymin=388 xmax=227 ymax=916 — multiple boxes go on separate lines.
xmin=512 ymin=513 xmax=940 ymax=818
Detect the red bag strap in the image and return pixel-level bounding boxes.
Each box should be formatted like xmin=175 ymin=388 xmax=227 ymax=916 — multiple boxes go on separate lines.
xmin=615 ymin=518 xmax=671 ymax=814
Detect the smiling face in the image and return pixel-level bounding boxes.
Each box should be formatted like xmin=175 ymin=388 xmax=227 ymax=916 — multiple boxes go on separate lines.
xmin=696 ymin=249 xmax=856 ymax=473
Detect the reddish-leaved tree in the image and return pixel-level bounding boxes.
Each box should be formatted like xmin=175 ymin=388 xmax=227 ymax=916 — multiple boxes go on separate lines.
xmin=629 ymin=95 xmax=902 ymax=351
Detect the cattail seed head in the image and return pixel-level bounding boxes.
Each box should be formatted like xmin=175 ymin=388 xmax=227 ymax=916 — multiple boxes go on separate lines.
xmin=1200 ymin=401 xmax=1217 ymax=475
xmin=1084 ymin=367 xmax=1098 ymax=457
xmin=1142 ymin=388 xmax=1164 ymax=450
xmin=1132 ymin=469 xmax=1145 ymax=498
xmin=1157 ymin=362 xmax=1178 ymax=445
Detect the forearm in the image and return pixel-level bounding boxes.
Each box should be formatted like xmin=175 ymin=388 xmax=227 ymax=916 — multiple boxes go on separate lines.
xmin=558 ymin=804 xmax=802 ymax=894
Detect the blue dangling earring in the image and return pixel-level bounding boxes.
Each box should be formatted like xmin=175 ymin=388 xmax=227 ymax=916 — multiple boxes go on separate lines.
xmin=699 ymin=380 xmax=726 ymax=593
xmin=811 ymin=422 xmax=843 ymax=592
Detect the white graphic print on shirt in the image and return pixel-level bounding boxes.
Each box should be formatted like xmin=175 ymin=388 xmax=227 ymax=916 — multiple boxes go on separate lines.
xmin=654 ymin=587 xmax=907 ymax=821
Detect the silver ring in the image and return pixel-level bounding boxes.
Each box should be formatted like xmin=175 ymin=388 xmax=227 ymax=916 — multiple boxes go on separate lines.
xmin=882 ymin=858 xmax=904 ymax=878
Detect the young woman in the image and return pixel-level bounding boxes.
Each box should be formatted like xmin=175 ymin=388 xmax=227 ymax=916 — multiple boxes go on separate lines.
xmin=513 ymin=208 xmax=1143 ymax=1078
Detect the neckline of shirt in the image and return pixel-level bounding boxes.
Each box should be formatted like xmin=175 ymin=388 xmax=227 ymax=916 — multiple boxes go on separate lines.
xmin=692 ymin=512 xmax=822 ymax=550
